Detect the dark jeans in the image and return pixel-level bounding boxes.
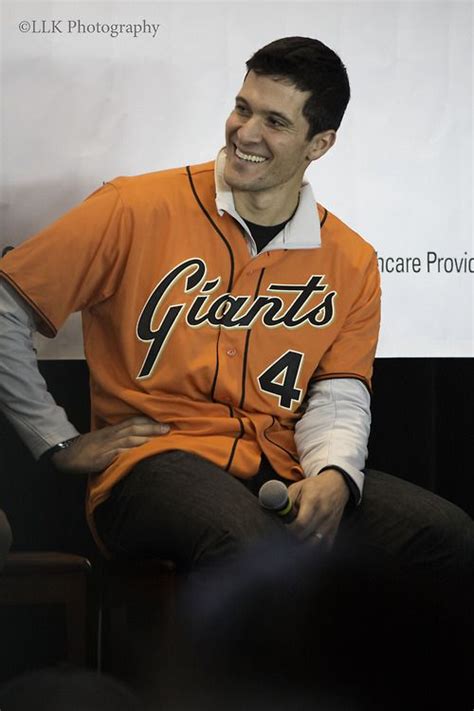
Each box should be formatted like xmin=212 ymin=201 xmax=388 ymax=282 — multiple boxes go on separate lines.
xmin=94 ymin=450 xmax=474 ymax=585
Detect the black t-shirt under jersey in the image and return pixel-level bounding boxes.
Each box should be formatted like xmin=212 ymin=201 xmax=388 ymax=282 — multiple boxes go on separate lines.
xmin=243 ymin=218 xmax=290 ymax=253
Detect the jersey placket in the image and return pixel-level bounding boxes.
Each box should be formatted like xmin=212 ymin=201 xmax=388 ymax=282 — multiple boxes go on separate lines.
xmin=212 ymin=265 xmax=264 ymax=409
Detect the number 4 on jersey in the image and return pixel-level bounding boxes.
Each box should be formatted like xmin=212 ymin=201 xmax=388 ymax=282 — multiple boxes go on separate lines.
xmin=257 ymin=350 xmax=304 ymax=410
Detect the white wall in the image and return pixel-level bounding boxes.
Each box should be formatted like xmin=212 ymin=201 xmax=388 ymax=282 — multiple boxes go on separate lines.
xmin=1 ymin=0 xmax=472 ymax=357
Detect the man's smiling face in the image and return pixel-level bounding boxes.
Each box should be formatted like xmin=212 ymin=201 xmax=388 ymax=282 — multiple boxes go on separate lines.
xmin=224 ymin=70 xmax=318 ymax=198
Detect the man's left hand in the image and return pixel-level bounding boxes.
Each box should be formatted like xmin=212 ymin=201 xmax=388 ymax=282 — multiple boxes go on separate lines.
xmin=287 ymin=469 xmax=350 ymax=550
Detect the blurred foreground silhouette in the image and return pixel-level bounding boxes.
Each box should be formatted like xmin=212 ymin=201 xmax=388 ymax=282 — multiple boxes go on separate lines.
xmin=154 ymin=537 xmax=473 ymax=711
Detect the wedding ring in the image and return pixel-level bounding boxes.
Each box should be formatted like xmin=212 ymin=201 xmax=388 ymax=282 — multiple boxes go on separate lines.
xmin=315 ymin=532 xmax=324 ymax=541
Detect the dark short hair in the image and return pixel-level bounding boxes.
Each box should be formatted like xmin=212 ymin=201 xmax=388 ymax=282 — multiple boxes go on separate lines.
xmin=246 ymin=36 xmax=350 ymax=138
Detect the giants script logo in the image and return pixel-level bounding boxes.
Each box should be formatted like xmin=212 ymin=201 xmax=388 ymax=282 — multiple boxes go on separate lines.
xmin=136 ymin=258 xmax=337 ymax=379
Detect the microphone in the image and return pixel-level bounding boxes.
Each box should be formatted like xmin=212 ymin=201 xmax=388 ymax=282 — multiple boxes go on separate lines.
xmin=258 ymin=480 xmax=297 ymax=523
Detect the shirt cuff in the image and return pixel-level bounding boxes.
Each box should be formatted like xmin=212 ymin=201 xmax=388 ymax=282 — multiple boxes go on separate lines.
xmin=315 ymin=464 xmax=362 ymax=506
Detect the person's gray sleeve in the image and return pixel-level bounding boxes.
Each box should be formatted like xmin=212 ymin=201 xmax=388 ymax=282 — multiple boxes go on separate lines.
xmin=0 ymin=280 xmax=80 ymax=459
xmin=294 ymin=378 xmax=371 ymax=505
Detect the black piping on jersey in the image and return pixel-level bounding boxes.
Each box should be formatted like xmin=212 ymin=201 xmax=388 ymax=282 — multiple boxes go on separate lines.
xmin=186 ymin=165 xmax=236 ymax=418
xmin=320 ymin=207 xmax=328 ymax=229
xmin=210 ymin=329 xmax=225 ymax=406
xmin=209 ymin=329 xmax=237 ymax=421
xmin=263 ymin=416 xmax=299 ymax=464
xmin=238 ymin=268 xmax=265 ymax=410
xmin=185 ymin=166 xmax=234 ymax=292
xmin=224 ymin=417 xmax=245 ymax=472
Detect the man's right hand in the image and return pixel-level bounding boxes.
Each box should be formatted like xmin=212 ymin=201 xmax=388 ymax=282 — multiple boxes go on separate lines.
xmin=51 ymin=416 xmax=170 ymax=474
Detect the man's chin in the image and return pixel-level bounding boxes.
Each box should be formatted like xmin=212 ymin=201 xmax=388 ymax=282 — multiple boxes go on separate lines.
xmin=224 ymin=166 xmax=259 ymax=192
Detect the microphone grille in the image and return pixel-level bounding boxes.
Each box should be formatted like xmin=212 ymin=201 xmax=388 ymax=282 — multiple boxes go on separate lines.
xmin=258 ymin=480 xmax=288 ymax=510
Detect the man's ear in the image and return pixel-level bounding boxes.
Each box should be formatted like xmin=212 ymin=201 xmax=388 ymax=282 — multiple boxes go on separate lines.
xmin=307 ymin=130 xmax=337 ymax=162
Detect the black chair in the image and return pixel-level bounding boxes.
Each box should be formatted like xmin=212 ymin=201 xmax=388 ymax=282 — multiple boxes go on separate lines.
xmin=0 ymin=550 xmax=92 ymax=666
xmin=95 ymin=557 xmax=178 ymax=677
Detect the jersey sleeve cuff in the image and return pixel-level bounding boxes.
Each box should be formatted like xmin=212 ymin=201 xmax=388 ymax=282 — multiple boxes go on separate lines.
xmin=310 ymin=463 xmax=364 ymax=505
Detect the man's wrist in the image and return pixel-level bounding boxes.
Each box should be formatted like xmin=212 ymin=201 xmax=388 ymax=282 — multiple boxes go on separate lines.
xmin=40 ymin=436 xmax=80 ymax=465
xmin=317 ymin=465 xmax=358 ymax=506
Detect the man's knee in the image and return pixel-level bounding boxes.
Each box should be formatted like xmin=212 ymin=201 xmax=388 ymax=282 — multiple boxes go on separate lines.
xmin=348 ymin=469 xmax=474 ymax=575
xmin=420 ymin=498 xmax=474 ymax=573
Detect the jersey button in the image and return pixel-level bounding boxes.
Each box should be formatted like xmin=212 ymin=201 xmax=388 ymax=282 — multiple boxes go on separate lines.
xmin=226 ymin=348 xmax=237 ymax=357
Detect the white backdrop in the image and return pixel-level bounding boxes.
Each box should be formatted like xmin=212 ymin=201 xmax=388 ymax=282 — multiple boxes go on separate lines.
xmin=1 ymin=0 xmax=472 ymax=358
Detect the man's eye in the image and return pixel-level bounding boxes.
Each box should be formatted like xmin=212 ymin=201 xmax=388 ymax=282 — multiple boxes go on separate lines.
xmin=235 ymin=104 xmax=249 ymax=115
xmin=268 ymin=117 xmax=285 ymax=128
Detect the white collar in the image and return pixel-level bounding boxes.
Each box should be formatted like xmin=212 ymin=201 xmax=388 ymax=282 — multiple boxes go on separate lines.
xmin=214 ymin=148 xmax=321 ymax=251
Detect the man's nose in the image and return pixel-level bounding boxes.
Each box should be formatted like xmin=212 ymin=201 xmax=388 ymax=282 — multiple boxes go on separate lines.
xmin=237 ymin=116 xmax=263 ymax=144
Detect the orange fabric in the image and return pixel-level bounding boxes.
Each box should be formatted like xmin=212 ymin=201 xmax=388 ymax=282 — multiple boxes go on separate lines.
xmin=0 ymin=161 xmax=380 ymax=534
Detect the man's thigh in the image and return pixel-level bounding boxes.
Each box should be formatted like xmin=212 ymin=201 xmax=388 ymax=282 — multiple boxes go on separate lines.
xmin=94 ymin=451 xmax=288 ymax=570
xmin=338 ymin=468 xmax=474 ymax=580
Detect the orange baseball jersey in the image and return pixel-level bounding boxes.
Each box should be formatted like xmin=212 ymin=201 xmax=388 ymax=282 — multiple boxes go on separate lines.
xmin=0 ymin=160 xmax=380 ymax=539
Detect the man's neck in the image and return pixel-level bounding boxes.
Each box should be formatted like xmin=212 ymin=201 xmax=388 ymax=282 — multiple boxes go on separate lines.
xmin=233 ymin=184 xmax=301 ymax=226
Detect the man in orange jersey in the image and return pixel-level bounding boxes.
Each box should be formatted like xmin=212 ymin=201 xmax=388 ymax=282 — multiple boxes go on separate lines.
xmin=0 ymin=39 xmax=472 ymax=588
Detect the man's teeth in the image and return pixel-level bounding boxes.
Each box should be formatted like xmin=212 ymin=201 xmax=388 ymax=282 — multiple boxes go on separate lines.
xmin=235 ymin=147 xmax=267 ymax=163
